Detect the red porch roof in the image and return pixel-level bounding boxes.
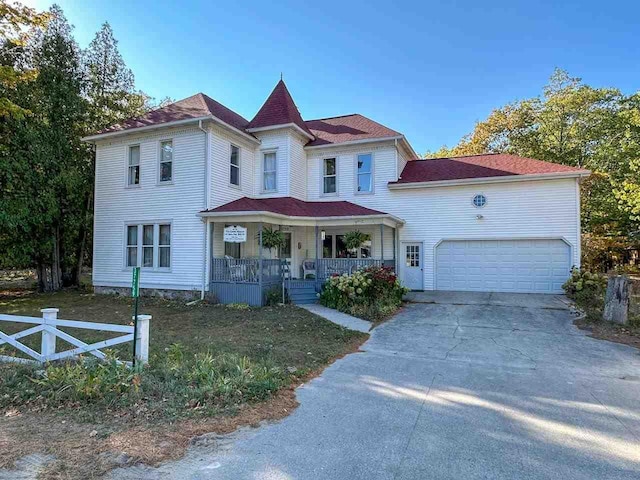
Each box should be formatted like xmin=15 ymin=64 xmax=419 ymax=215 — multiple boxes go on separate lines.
xmin=201 ymin=197 xmax=387 ymax=218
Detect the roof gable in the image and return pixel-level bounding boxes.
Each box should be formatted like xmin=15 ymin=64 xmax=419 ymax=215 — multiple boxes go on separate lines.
xmin=305 ymin=114 xmax=402 ymax=147
xmin=96 ymin=93 xmax=249 ymax=135
xmin=247 ymin=80 xmax=314 ymax=137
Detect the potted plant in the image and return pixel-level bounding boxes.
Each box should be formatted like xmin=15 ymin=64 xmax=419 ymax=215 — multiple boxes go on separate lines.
xmin=343 ymin=230 xmax=370 ymax=252
xmin=257 ymin=227 xmax=285 ymax=258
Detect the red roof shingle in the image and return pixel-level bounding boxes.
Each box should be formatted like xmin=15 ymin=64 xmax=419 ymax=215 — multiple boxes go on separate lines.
xmin=96 ymin=93 xmax=250 ymax=135
xmin=305 ymin=114 xmax=402 ymax=147
xmin=247 ymin=80 xmax=314 ymax=137
xmin=203 ymin=197 xmax=387 ymax=217
xmin=392 ymin=154 xmax=589 ymax=184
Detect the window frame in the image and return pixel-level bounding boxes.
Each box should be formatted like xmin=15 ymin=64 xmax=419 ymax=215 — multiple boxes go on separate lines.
xmin=355 ymin=152 xmax=374 ymax=194
xmin=321 ymin=157 xmax=338 ymax=196
xmin=123 ymin=221 xmax=172 ymax=271
xmin=126 ymin=144 xmax=141 ymax=188
xmin=262 ymin=150 xmax=277 ymax=193
xmin=229 ymin=144 xmax=241 ymax=188
xmin=472 ymin=193 xmax=487 ymax=208
xmin=157 ymin=139 xmax=174 ymax=185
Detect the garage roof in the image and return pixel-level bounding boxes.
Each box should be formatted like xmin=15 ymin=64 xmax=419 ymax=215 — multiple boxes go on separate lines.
xmin=391 ymin=154 xmax=590 ymax=185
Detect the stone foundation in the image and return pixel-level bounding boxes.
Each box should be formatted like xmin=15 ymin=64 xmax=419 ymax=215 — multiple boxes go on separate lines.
xmin=94 ymin=285 xmax=201 ymax=302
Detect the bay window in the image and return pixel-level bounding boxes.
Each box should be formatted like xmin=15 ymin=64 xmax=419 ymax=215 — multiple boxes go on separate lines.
xmin=263 ymin=152 xmax=277 ymax=191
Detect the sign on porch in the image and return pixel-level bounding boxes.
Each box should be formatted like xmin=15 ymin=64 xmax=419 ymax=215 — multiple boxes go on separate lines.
xmin=224 ymin=225 xmax=247 ymax=243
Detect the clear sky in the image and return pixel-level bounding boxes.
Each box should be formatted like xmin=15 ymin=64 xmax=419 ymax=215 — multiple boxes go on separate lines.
xmin=26 ymin=0 xmax=640 ymax=154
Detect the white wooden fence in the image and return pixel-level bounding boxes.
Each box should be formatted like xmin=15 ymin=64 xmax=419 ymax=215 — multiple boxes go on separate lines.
xmin=0 ymin=308 xmax=151 ymax=365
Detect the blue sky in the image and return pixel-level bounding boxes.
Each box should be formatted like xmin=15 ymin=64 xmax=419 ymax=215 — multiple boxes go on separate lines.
xmin=27 ymin=0 xmax=640 ymax=154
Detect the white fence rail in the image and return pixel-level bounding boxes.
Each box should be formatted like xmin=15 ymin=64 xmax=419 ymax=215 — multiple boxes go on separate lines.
xmin=0 ymin=308 xmax=151 ymax=365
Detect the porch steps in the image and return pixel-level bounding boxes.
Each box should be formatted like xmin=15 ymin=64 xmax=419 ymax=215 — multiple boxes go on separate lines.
xmin=288 ymin=285 xmax=318 ymax=305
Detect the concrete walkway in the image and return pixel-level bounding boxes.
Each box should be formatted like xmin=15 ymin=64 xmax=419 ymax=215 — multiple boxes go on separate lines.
xmin=109 ymin=292 xmax=640 ymax=480
xmin=298 ymin=303 xmax=372 ymax=332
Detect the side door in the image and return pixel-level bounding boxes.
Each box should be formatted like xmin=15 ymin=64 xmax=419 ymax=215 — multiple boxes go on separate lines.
xmin=401 ymin=242 xmax=424 ymax=290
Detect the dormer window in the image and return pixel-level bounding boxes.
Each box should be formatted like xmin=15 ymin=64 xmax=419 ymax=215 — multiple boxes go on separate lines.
xmin=323 ymin=158 xmax=337 ymax=195
xmin=263 ymin=151 xmax=277 ymax=192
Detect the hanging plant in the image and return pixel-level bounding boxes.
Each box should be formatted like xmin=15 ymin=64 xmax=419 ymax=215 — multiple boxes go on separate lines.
xmin=343 ymin=230 xmax=370 ymax=250
xmin=257 ymin=227 xmax=285 ymax=252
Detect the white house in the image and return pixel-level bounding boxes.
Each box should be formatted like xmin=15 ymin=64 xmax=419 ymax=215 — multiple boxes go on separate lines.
xmin=83 ymin=80 xmax=589 ymax=305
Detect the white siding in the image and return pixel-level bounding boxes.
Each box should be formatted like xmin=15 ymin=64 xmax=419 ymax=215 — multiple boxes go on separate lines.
xmin=93 ymin=127 xmax=206 ymax=291
xmin=289 ymin=133 xmax=307 ymax=200
xmin=209 ymin=126 xmax=256 ymax=209
xmin=253 ymin=129 xmax=290 ymax=197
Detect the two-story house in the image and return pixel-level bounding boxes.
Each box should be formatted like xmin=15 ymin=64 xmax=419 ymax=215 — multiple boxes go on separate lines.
xmin=83 ymin=80 xmax=589 ymax=305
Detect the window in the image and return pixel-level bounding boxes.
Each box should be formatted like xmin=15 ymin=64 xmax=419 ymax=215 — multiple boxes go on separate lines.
xmin=473 ymin=194 xmax=487 ymax=208
xmin=357 ymin=153 xmax=372 ymax=193
xmin=159 ymin=140 xmax=172 ymax=182
xmin=406 ymin=245 xmax=420 ymax=267
xmin=322 ymin=234 xmax=333 ymax=258
xmin=279 ymin=232 xmax=292 ymax=259
xmin=125 ymin=223 xmax=171 ymax=269
xmin=126 ymin=226 xmax=138 ymax=267
xmin=230 ymin=145 xmax=240 ymax=186
xmin=142 ymin=225 xmax=154 ymax=267
xmin=323 ymin=158 xmax=337 ymax=194
xmin=159 ymin=225 xmax=171 ymax=267
xmin=128 ymin=145 xmax=140 ymax=186
xmin=263 ymin=152 xmax=277 ymax=191
xmin=336 ymin=235 xmax=358 ymax=258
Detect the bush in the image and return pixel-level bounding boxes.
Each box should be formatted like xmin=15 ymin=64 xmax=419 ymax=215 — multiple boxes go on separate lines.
xmin=562 ymin=268 xmax=608 ymax=321
xmin=265 ymin=286 xmax=286 ymax=306
xmin=319 ymin=266 xmax=409 ymax=322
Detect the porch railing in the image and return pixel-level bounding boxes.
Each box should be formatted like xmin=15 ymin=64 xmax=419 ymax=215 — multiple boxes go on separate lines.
xmin=316 ymin=258 xmax=383 ymax=279
xmin=211 ymin=258 xmax=284 ymax=284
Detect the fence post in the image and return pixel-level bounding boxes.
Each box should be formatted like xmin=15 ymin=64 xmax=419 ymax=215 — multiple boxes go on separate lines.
xmin=134 ymin=314 xmax=152 ymax=365
xmin=40 ymin=308 xmax=59 ymax=362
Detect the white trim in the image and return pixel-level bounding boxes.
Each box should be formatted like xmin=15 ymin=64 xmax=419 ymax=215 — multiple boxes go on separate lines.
xmin=198 ymin=210 xmax=405 ymax=227
xmin=305 ymin=135 xmax=404 ymax=150
xmin=246 ymin=123 xmax=315 ymax=141
xmin=575 ymin=179 xmax=582 ymax=268
xmin=157 ymin=138 xmax=174 ymax=185
xmin=355 ymin=152 xmax=374 ymax=195
xmin=229 ymin=143 xmax=241 ymax=188
xmin=82 ymin=115 xmax=261 ymax=145
xmin=125 ymin=144 xmax=141 ymax=188
xmin=123 ymin=220 xmax=173 ymax=272
xmin=320 ymin=156 xmax=338 ymax=197
xmin=261 ymin=150 xmax=278 ymax=193
xmin=388 ymin=171 xmax=591 ymax=189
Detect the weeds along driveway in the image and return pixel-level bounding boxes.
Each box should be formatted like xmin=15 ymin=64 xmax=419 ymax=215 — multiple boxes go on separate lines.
xmin=110 ymin=293 xmax=640 ymax=480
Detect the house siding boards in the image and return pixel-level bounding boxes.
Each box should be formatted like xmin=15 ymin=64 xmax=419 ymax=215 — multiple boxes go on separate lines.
xmin=253 ymin=129 xmax=291 ymax=197
xmin=93 ymin=127 xmax=206 ymax=291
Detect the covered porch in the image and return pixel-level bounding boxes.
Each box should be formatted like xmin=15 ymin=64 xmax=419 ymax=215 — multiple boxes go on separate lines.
xmin=199 ymin=197 xmax=404 ymax=306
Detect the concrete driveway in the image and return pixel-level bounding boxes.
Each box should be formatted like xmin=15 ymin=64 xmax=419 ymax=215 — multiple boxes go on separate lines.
xmin=112 ymin=293 xmax=640 ymax=480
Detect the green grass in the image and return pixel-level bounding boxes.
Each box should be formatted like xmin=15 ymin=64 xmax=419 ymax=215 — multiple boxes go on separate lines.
xmin=0 ymin=289 xmax=367 ymax=421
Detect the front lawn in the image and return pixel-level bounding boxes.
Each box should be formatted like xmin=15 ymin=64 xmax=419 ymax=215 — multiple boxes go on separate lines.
xmin=0 ymin=288 xmax=367 ymax=479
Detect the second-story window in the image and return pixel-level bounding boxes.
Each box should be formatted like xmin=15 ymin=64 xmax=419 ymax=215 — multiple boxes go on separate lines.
xmin=159 ymin=140 xmax=173 ymax=183
xmin=323 ymin=158 xmax=337 ymax=195
xmin=263 ymin=152 xmax=277 ymax=191
xmin=357 ymin=153 xmax=373 ymax=193
xmin=128 ymin=145 xmax=140 ymax=186
xmin=230 ymin=145 xmax=240 ymax=186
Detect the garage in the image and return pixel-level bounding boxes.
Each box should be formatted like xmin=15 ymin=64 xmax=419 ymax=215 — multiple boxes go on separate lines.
xmin=435 ymin=239 xmax=571 ymax=294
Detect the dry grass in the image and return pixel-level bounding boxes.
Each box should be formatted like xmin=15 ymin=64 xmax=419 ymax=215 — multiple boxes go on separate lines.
xmin=0 ymin=287 xmax=368 ymax=478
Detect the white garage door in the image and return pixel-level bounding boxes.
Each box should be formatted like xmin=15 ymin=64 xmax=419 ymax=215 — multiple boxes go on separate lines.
xmin=436 ymin=239 xmax=571 ymax=294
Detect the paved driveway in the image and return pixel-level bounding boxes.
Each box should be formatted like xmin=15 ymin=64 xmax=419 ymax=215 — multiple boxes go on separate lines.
xmin=112 ymin=293 xmax=640 ymax=480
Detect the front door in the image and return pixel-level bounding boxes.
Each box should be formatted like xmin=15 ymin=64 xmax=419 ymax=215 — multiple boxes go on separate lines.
xmin=279 ymin=232 xmax=293 ymax=277
xmin=401 ymin=242 xmax=423 ymax=290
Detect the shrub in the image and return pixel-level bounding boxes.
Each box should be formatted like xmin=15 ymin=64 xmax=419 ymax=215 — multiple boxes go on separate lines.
xmin=562 ymin=268 xmax=608 ymax=321
xmin=319 ymin=266 xmax=409 ymax=322
xmin=265 ymin=286 xmax=286 ymax=306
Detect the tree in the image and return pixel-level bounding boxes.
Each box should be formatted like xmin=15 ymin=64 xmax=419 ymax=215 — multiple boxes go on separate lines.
xmin=0 ymin=0 xmax=49 ymax=118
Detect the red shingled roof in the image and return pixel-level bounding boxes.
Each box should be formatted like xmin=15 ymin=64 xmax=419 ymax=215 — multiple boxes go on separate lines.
xmin=202 ymin=197 xmax=387 ymax=217
xmin=305 ymin=114 xmax=402 ymax=147
xmin=96 ymin=93 xmax=250 ymax=135
xmin=392 ymin=154 xmax=589 ymax=184
xmin=247 ymin=80 xmax=314 ymax=138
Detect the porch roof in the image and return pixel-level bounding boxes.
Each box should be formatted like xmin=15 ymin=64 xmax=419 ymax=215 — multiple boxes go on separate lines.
xmin=198 ymin=196 xmax=404 ymax=227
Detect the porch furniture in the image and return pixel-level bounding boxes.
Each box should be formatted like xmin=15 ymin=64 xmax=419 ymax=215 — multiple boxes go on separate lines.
xmin=302 ymin=259 xmax=316 ymax=279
